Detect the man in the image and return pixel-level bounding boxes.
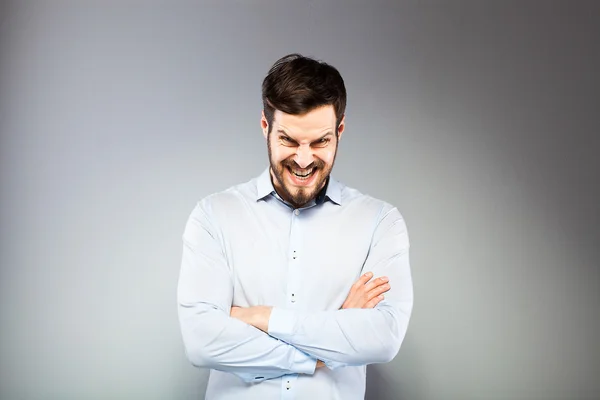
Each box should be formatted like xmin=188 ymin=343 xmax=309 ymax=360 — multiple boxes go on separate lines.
xmin=177 ymin=54 xmax=413 ymax=399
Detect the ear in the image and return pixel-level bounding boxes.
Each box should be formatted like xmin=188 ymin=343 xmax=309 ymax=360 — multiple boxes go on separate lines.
xmin=337 ymin=115 xmax=346 ymax=141
xmin=261 ymin=111 xmax=269 ymax=139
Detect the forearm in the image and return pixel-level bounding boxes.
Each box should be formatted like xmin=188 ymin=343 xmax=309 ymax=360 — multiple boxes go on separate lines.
xmin=178 ymin=301 xmax=317 ymax=382
xmin=233 ymin=274 xmax=412 ymax=368
xmin=268 ymin=299 xmax=412 ymax=368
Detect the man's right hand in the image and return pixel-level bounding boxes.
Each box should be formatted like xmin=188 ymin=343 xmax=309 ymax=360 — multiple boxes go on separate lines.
xmin=341 ymin=272 xmax=390 ymax=309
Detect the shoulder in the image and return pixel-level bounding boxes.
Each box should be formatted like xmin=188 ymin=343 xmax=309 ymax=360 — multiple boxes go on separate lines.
xmin=338 ymin=183 xmax=409 ymax=248
xmin=183 ymin=177 xmax=258 ymax=240
xmin=339 ymin=181 xmax=403 ymax=222
xmin=192 ymin=177 xmax=258 ymax=218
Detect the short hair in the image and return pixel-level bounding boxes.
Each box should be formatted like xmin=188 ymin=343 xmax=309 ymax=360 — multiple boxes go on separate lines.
xmin=262 ymin=53 xmax=347 ymax=134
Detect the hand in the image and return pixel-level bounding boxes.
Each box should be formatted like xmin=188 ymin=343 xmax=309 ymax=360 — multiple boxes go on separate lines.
xmin=341 ymin=272 xmax=390 ymax=309
xmin=230 ymin=305 xmax=272 ymax=332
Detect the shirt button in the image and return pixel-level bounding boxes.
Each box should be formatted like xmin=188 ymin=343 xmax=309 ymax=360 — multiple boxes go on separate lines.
xmin=291 ymin=293 xmax=296 ymax=303
xmin=286 ymin=381 xmax=291 ymax=390
xmin=294 ymin=209 xmax=300 ymax=215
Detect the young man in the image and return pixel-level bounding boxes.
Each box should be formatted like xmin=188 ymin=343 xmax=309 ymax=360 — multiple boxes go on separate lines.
xmin=178 ymin=54 xmax=413 ymax=399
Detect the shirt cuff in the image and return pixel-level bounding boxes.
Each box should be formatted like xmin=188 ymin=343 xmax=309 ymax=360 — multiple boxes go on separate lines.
xmin=290 ymin=348 xmax=318 ymax=375
xmin=268 ymin=307 xmax=297 ymax=341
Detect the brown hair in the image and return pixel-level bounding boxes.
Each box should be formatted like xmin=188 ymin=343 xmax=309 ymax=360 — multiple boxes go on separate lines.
xmin=262 ymin=53 xmax=347 ymax=134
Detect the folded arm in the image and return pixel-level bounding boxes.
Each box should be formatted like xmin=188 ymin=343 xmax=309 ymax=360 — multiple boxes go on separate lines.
xmin=177 ymin=202 xmax=318 ymax=382
xmin=236 ymin=206 xmax=413 ymax=369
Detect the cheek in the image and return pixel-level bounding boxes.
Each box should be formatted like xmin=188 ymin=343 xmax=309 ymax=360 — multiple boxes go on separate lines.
xmin=319 ymin=149 xmax=335 ymax=165
xmin=271 ymin=146 xmax=294 ymax=163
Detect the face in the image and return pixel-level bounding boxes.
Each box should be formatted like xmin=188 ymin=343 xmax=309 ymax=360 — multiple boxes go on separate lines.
xmin=261 ymin=105 xmax=345 ymax=209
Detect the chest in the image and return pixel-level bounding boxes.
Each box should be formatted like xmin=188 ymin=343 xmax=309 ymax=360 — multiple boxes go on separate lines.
xmin=221 ymin=202 xmax=375 ymax=310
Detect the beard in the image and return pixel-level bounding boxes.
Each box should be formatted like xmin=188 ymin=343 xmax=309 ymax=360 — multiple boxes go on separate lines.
xmin=267 ymin=135 xmax=337 ymax=209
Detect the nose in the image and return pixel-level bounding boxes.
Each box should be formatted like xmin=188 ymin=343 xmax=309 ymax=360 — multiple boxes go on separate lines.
xmin=294 ymin=144 xmax=314 ymax=169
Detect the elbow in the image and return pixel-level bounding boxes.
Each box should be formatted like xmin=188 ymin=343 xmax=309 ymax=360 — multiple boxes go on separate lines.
xmin=373 ymin=338 xmax=401 ymax=364
xmin=179 ymin=325 xmax=219 ymax=370
xmin=184 ymin=343 xmax=215 ymax=369
xmin=178 ymin=303 xmax=224 ymax=370
xmin=369 ymin=308 xmax=409 ymax=364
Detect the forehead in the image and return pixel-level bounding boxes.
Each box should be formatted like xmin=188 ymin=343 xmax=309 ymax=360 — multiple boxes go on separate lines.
xmin=273 ymin=105 xmax=337 ymax=140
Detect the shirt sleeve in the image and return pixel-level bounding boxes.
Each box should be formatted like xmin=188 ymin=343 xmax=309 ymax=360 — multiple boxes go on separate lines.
xmin=267 ymin=205 xmax=413 ymax=369
xmin=177 ymin=201 xmax=318 ymax=382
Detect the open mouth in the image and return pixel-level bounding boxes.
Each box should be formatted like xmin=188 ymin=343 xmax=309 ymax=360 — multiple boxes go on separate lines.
xmin=287 ymin=166 xmax=317 ymax=183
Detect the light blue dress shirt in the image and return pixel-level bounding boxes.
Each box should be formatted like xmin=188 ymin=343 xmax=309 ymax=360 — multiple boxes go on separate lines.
xmin=178 ymin=168 xmax=413 ymax=400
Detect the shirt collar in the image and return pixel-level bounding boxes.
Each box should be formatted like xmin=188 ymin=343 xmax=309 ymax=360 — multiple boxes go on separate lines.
xmin=324 ymin=174 xmax=342 ymax=205
xmin=256 ymin=167 xmax=342 ymax=206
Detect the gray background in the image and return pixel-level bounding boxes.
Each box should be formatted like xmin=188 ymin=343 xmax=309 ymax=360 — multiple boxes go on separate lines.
xmin=1 ymin=1 xmax=599 ymax=399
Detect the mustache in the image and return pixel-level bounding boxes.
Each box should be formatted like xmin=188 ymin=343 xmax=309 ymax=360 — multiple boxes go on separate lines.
xmin=281 ymin=158 xmax=325 ymax=170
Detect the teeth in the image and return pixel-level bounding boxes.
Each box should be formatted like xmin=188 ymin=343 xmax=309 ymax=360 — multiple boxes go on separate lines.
xmin=291 ymin=167 xmax=314 ymax=178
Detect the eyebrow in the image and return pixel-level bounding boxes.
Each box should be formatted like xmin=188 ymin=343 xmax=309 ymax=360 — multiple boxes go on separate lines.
xmin=277 ymin=130 xmax=334 ymax=143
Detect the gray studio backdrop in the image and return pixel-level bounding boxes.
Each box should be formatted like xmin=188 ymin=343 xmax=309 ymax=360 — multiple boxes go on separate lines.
xmin=1 ymin=1 xmax=599 ymax=399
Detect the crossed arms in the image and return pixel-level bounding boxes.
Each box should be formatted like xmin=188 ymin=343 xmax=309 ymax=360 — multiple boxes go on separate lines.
xmin=177 ymin=202 xmax=413 ymax=383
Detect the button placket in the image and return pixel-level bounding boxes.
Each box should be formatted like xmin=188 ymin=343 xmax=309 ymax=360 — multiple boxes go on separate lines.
xmin=281 ymin=375 xmax=297 ymax=399
xmin=281 ymin=208 xmax=305 ymax=398
xmin=287 ymin=208 xmax=302 ymax=307
xmin=290 ymin=248 xmax=298 ymax=304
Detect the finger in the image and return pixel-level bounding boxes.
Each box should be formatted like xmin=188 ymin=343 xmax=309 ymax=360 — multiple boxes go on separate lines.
xmin=364 ymin=276 xmax=389 ymax=292
xmin=365 ymin=295 xmax=384 ymax=309
xmin=353 ymin=271 xmax=373 ymax=289
xmin=367 ymin=283 xmax=390 ymax=300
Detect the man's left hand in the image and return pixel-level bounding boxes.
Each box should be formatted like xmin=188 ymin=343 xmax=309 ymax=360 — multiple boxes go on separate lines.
xmin=230 ymin=306 xmax=272 ymax=332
